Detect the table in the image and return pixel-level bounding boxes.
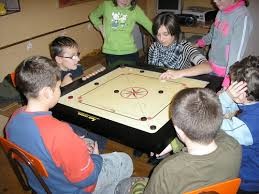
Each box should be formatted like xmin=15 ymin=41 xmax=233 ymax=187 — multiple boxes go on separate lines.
xmin=52 ymin=64 xmax=223 ymax=153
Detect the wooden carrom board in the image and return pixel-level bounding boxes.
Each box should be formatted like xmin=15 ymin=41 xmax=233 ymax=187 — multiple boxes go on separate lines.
xmin=53 ymin=65 xmax=210 ymax=153
xmin=59 ymin=66 xmax=208 ymax=133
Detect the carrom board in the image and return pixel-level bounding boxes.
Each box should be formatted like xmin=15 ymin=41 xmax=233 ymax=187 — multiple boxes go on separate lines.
xmin=59 ymin=66 xmax=208 ymax=133
xmin=53 ymin=65 xmax=210 ymax=153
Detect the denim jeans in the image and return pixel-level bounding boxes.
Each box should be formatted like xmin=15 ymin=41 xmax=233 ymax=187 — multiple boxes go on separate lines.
xmin=93 ymin=152 xmax=133 ymax=194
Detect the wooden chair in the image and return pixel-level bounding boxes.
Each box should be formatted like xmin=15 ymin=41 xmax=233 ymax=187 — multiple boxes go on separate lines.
xmin=184 ymin=178 xmax=241 ymax=194
xmin=0 ymin=136 xmax=51 ymax=194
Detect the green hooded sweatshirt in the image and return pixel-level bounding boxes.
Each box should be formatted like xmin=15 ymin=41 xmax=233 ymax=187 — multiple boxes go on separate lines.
xmin=89 ymin=1 xmax=152 ymax=55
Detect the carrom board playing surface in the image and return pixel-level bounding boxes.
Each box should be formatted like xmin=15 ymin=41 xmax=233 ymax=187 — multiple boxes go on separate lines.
xmin=58 ymin=66 xmax=208 ymax=134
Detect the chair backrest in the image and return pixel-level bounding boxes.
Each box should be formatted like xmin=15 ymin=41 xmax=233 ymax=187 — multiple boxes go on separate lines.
xmin=0 ymin=136 xmax=51 ymax=193
xmin=184 ymin=178 xmax=241 ymax=194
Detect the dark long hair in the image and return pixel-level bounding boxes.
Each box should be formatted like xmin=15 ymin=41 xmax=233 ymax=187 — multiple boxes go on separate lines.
xmin=152 ymin=12 xmax=181 ymax=42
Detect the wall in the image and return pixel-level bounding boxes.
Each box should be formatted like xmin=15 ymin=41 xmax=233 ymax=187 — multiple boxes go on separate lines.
xmin=0 ymin=0 xmax=104 ymax=80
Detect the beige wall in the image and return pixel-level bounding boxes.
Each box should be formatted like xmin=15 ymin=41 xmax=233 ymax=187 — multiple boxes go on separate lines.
xmin=0 ymin=0 xmax=104 ymax=81
xmin=0 ymin=0 xmax=229 ymax=81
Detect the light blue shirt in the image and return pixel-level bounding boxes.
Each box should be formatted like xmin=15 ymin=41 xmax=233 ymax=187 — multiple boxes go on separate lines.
xmin=219 ymin=91 xmax=253 ymax=146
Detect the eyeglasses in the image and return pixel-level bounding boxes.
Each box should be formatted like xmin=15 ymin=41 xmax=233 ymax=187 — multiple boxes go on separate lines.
xmin=59 ymin=52 xmax=80 ymax=60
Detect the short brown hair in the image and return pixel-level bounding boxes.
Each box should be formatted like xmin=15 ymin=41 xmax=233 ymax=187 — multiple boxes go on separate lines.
xmin=49 ymin=36 xmax=78 ymax=60
xmin=15 ymin=56 xmax=61 ymax=99
xmin=230 ymin=55 xmax=259 ymax=101
xmin=171 ymin=88 xmax=223 ymax=144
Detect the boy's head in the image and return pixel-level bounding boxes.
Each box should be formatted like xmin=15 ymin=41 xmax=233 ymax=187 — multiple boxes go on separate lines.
xmin=15 ymin=56 xmax=61 ymax=107
xmin=49 ymin=36 xmax=80 ymax=71
xmin=152 ymin=12 xmax=181 ymax=46
xmin=171 ymin=88 xmax=223 ymax=144
xmin=230 ymin=55 xmax=259 ymax=101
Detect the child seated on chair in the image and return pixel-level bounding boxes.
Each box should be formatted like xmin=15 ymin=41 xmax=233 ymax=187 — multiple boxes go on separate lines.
xmin=115 ymin=87 xmax=241 ymax=194
xmin=5 ymin=56 xmax=133 ymax=194
xmin=49 ymin=36 xmax=84 ymax=87
xmin=49 ymin=36 xmax=107 ymax=147
xmin=218 ymin=55 xmax=259 ymax=193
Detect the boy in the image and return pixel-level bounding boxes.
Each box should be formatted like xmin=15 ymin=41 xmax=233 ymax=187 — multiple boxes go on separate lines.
xmin=5 ymin=56 xmax=133 ymax=193
xmin=219 ymin=55 xmax=259 ymax=193
xmin=115 ymin=88 xmax=241 ymax=194
xmin=49 ymin=36 xmax=107 ymax=148
xmin=49 ymin=36 xmax=83 ymax=87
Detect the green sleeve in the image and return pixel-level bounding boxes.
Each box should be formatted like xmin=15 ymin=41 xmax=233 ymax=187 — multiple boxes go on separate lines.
xmin=170 ymin=137 xmax=184 ymax=153
xmin=135 ymin=5 xmax=153 ymax=35
xmin=89 ymin=2 xmax=105 ymax=29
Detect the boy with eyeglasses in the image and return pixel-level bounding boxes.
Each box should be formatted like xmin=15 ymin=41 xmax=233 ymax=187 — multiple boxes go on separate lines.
xmin=49 ymin=36 xmax=107 ymax=151
xmin=49 ymin=36 xmax=83 ymax=87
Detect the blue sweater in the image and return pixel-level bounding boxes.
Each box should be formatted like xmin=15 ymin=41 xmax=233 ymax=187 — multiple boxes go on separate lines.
xmin=219 ymin=91 xmax=259 ymax=191
xmin=5 ymin=107 xmax=103 ymax=193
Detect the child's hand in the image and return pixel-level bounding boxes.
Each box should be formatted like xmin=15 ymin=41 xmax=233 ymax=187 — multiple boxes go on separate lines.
xmin=155 ymin=144 xmax=172 ymax=158
xmin=226 ymin=81 xmax=247 ymax=104
xmin=160 ymin=70 xmax=183 ymax=80
xmin=92 ymin=141 xmax=99 ymax=155
xmin=192 ymin=43 xmax=199 ymax=48
xmin=62 ymin=73 xmax=73 ymax=86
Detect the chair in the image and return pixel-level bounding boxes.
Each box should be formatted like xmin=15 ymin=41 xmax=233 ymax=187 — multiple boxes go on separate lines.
xmin=0 ymin=136 xmax=51 ymax=194
xmin=184 ymin=178 xmax=241 ymax=194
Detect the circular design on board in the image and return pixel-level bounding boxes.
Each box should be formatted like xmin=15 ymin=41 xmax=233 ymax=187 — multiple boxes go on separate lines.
xmin=120 ymin=87 xmax=148 ymax=99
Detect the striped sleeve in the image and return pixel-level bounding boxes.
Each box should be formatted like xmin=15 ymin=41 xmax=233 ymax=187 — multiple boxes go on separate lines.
xmin=180 ymin=42 xmax=207 ymax=68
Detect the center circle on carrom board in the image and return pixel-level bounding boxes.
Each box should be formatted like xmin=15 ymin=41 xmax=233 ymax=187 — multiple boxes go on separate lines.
xmin=120 ymin=87 xmax=148 ymax=99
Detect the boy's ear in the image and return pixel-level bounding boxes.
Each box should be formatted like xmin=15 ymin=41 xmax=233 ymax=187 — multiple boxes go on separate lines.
xmin=41 ymin=87 xmax=53 ymax=100
xmin=55 ymin=56 xmax=62 ymax=64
